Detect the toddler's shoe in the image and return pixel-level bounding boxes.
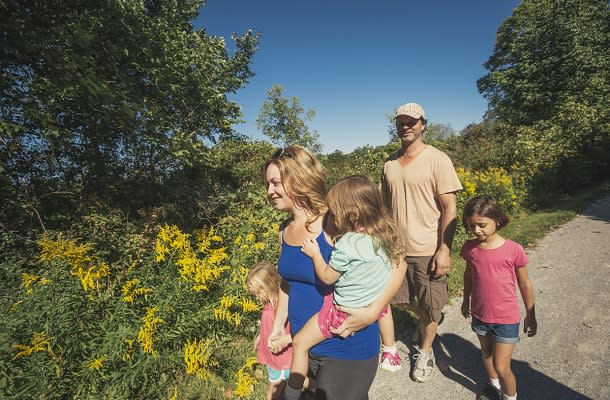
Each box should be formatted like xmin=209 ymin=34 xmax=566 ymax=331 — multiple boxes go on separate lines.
xmin=380 ymin=351 xmax=402 ymax=372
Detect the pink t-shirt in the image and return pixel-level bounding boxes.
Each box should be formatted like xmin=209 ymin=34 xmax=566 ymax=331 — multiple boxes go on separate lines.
xmin=256 ymin=303 xmax=292 ymax=370
xmin=460 ymin=239 xmax=529 ymax=324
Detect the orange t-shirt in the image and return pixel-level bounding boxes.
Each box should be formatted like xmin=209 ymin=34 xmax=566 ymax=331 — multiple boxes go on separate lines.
xmin=382 ymin=146 xmax=462 ymax=256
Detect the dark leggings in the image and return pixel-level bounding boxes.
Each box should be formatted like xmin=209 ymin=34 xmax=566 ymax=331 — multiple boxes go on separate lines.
xmin=308 ymin=352 xmax=378 ymax=400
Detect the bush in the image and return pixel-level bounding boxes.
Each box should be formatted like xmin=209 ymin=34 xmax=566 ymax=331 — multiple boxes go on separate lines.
xmin=0 ymin=205 xmax=281 ymax=399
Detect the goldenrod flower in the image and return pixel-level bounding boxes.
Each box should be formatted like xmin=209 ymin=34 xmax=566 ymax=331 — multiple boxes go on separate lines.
xmin=137 ymin=307 xmax=165 ymax=355
xmin=13 ymin=332 xmax=53 ymax=359
xmin=240 ymin=298 xmax=259 ymax=313
xmin=87 ymin=356 xmax=107 ymax=370
xmin=168 ymin=386 xmax=178 ymax=400
xmin=37 ymin=235 xmax=109 ymax=293
xmin=183 ymin=338 xmax=218 ymax=378
xmin=156 ymin=224 xmax=229 ymax=292
xmin=233 ymin=357 xmax=258 ymax=397
xmin=122 ymin=339 xmax=135 ymax=361
xmin=121 ymin=279 xmax=153 ymax=303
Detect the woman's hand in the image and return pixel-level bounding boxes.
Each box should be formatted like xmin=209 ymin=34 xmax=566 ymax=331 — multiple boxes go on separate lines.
xmin=267 ymin=325 xmax=285 ymax=352
xmin=329 ymin=305 xmax=378 ymax=338
xmin=268 ymin=332 xmax=292 ymax=353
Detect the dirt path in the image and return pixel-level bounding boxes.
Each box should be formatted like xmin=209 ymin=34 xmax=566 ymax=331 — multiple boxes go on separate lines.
xmin=369 ymin=196 xmax=610 ymax=400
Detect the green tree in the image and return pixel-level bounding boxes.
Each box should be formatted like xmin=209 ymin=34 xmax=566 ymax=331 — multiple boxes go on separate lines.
xmin=425 ymin=122 xmax=456 ymax=143
xmin=0 ymin=0 xmax=259 ymax=203
xmin=256 ymin=84 xmax=322 ymax=153
xmin=476 ymin=0 xmax=610 ymax=197
xmin=478 ymin=0 xmax=609 ymax=127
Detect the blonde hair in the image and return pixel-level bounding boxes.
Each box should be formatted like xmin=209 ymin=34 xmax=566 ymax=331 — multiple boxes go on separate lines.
xmin=246 ymin=261 xmax=283 ymax=306
xmin=263 ymin=145 xmax=327 ymax=230
xmin=327 ymin=175 xmax=406 ymax=263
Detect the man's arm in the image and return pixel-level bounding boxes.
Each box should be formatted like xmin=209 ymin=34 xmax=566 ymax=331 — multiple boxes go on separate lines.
xmin=431 ymin=191 xmax=458 ymax=277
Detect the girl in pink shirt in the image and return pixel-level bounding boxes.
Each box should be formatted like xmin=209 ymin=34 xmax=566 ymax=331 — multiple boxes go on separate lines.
xmin=247 ymin=261 xmax=300 ymax=400
xmin=460 ymin=195 xmax=537 ymax=400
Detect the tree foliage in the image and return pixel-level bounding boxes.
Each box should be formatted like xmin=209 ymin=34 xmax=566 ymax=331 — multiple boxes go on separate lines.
xmin=478 ymin=0 xmax=609 ymax=127
xmin=475 ymin=0 xmax=610 ymax=198
xmin=0 ymin=0 xmax=259 ymax=200
xmin=256 ymin=84 xmax=322 ymax=153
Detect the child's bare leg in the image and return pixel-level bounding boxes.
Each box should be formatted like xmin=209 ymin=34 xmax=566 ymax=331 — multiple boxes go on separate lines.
xmin=268 ymin=379 xmax=286 ymax=400
xmin=286 ymin=313 xmax=325 ymax=395
xmin=379 ymin=307 xmax=402 ymax=371
xmin=378 ymin=307 xmax=396 ymax=348
xmin=493 ymin=342 xmax=516 ymax=396
xmin=477 ymin=334 xmax=498 ymax=381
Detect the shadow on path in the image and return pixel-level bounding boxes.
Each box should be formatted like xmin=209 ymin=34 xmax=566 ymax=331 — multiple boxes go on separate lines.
xmin=435 ymin=333 xmax=593 ymax=400
xmin=579 ymin=196 xmax=610 ymax=223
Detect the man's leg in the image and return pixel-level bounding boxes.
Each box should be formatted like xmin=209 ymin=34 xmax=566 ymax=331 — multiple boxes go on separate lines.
xmin=408 ymin=256 xmax=447 ymax=383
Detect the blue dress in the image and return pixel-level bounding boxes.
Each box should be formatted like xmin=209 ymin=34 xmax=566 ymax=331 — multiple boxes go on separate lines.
xmin=278 ymin=231 xmax=380 ymax=360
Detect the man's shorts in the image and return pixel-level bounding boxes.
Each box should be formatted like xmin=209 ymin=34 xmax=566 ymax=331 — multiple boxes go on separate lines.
xmin=392 ymin=255 xmax=447 ymax=323
xmin=471 ymin=317 xmax=520 ymax=344
xmin=267 ymin=365 xmax=290 ymax=383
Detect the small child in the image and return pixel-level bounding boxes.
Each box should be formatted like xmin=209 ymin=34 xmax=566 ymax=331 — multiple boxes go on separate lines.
xmin=284 ymin=175 xmax=407 ymax=400
xmin=460 ymin=195 xmax=538 ymax=400
xmin=246 ymin=261 xmax=294 ymax=400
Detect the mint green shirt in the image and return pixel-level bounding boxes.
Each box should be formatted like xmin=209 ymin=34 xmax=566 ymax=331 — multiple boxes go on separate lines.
xmin=330 ymin=232 xmax=392 ymax=308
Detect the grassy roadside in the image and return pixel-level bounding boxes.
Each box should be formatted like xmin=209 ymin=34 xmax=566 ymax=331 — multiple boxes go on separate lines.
xmin=393 ymin=180 xmax=610 ymax=332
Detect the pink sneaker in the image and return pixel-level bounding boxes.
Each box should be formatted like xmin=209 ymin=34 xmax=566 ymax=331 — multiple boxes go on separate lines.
xmin=380 ymin=351 xmax=402 ymax=372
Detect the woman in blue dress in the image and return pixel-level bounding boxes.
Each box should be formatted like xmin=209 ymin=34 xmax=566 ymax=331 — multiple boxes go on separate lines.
xmin=263 ymin=145 xmax=406 ymax=400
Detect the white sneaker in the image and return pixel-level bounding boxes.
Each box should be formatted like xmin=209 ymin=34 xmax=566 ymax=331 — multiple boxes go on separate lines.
xmin=380 ymin=351 xmax=402 ymax=372
xmin=411 ymin=346 xmax=434 ymax=383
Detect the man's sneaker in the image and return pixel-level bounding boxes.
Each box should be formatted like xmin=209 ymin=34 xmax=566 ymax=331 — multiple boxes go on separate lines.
xmin=411 ymin=346 xmax=435 ymax=382
xmin=380 ymin=351 xmax=402 ymax=372
xmin=477 ymin=383 xmax=501 ymax=400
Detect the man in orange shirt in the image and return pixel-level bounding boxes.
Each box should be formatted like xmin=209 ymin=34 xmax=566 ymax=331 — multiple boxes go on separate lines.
xmin=381 ymin=102 xmax=462 ymax=383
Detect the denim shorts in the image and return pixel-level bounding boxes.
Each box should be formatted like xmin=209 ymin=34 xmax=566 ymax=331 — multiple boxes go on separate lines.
xmin=267 ymin=365 xmax=290 ymax=383
xmin=471 ymin=317 xmax=520 ymax=344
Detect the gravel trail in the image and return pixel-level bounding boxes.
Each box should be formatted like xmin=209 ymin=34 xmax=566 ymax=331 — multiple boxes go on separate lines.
xmin=369 ymin=196 xmax=610 ymax=400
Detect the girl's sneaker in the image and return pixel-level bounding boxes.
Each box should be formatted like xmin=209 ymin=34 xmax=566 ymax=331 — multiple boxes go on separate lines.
xmin=380 ymin=351 xmax=402 ymax=372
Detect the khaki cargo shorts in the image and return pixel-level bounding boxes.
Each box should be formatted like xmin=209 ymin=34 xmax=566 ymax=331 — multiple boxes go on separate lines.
xmin=392 ymin=255 xmax=447 ymax=323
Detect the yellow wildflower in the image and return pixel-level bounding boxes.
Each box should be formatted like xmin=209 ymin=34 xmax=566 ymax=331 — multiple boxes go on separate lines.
xmin=13 ymin=332 xmax=53 ymax=359
xmin=121 ymin=279 xmax=153 ymax=303
xmin=240 ymin=298 xmax=259 ymax=313
xmin=233 ymin=357 xmax=258 ymax=397
xmin=137 ymin=307 xmax=165 ymax=355
xmin=168 ymin=386 xmax=178 ymax=400
xmin=183 ymin=338 xmax=218 ymax=378
xmin=88 ymin=356 xmax=107 ymax=370
xmin=122 ymin=339 xmax=135 ymax=361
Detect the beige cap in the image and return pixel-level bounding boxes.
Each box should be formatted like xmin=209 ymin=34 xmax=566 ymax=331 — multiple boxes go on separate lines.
xmin=394 ymin=103 xmax=426 ymax=120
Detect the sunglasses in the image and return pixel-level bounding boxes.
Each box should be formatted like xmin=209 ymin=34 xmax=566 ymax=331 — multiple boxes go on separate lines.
xmin=396 ymin=118 xmax=421 ymax=128
xmin=272 ymin=147 xmax=294 ymax=159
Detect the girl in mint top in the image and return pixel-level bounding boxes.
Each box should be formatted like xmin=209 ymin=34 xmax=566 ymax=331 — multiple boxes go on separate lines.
xmin=284 ymin=175 xmax=406 ymax=400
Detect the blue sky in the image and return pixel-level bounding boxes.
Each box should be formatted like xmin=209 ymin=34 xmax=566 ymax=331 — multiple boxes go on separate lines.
xmin=195 ymin=0 xmax=521 ymax=153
